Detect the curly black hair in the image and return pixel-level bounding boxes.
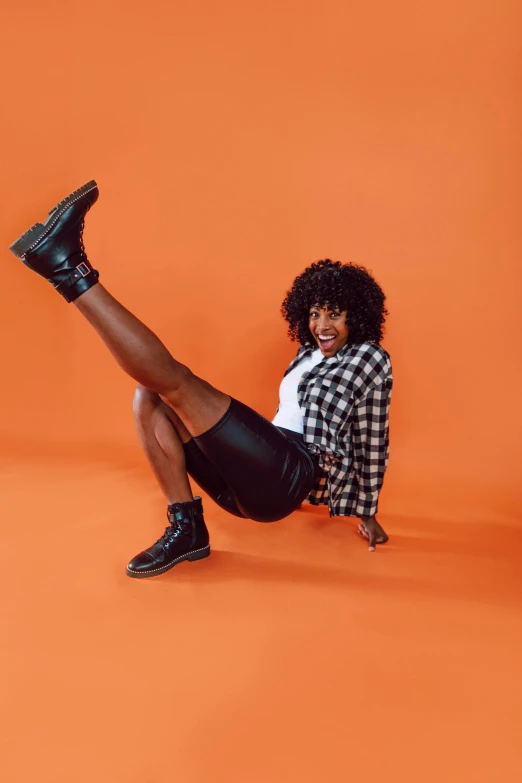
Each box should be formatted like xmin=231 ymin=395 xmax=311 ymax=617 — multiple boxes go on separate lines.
xmin=281 ymin=259 xmax=388 ymax=347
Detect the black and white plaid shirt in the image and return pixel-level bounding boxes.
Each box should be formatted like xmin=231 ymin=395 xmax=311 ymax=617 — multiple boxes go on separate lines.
xmin=280 ymin=341 xmax=393 ymax=518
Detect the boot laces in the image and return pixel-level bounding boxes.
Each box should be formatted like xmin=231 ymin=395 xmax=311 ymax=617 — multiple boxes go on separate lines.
xmin=156 ymin=511 xmax=190 ymax=549
xmin=79 ymin=221 xmax=86 ymax=258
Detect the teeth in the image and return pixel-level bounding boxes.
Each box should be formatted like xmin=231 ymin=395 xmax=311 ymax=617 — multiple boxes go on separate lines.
xmin=318 ymin=335 xmax=335 ymax=341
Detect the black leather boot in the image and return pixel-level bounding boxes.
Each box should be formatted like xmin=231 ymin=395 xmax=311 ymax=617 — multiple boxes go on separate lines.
xmin=9 ymin=180 xmax=100 ymax=303
xmin=126 ymin=496 xmax=211 ymax=578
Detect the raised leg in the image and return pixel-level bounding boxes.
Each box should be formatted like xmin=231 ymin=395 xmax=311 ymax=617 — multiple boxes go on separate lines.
xmin=74 ymin=284 xmax=231 ymax=436
xmin=8 ymin=181 xmax=225 ymax=578
xmin=8 ymin=181 xmax=230 ymax=438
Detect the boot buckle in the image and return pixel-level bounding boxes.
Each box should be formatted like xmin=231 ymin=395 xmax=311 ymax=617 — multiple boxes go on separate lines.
xmin=77 ymin=262 xmax=90 ymax=277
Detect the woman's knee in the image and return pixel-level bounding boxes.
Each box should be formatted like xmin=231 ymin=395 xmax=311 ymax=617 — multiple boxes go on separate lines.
xmin=133 ymin=385 xmax=161 ymax=420
xmin=134 ymin=384 xmax=192 ymax=444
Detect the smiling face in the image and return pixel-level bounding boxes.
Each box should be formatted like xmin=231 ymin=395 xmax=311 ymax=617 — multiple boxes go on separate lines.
xmin=308 ymin=303 xmax=349 ymax=356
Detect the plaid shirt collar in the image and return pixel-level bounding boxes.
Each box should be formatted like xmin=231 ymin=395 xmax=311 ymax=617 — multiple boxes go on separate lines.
xmin=284 ymin=340 xmax=355 ymax=377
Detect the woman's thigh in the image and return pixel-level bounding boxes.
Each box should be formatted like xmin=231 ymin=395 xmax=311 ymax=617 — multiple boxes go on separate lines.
xmin=161 ymin=370 xmax=232 ymax=439
xmin=190 ymin=397 xmax=319 ymax=523
xmin=183 ymin=438 xmax=247 ymax=519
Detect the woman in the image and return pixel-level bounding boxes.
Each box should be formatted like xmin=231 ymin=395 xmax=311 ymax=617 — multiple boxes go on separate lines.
xmin=9 ymin=180 xmax=393 ymax=578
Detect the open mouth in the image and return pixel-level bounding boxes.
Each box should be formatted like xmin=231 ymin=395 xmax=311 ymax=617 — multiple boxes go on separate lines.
xmin=317 ymin=335 xmax=336 ymax=351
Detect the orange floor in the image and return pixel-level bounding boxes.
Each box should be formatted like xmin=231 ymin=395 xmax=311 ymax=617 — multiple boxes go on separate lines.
xmin=1 ymin=455 xmax=521 ymax=783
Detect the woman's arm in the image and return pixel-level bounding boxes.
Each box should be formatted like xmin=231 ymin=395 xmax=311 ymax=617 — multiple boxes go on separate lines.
xmin=351 ymin=377 xmax=393 ymax=549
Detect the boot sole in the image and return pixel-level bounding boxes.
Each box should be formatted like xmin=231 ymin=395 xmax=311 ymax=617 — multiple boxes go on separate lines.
xmin=125 ymin=545 xmax=211 ymax=579
xmin=9 ymin=180 xmax=98 ymax=259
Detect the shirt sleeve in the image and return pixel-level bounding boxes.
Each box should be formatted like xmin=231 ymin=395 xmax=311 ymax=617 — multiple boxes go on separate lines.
xmin=351 ymin=377 xmax=392 ymax=517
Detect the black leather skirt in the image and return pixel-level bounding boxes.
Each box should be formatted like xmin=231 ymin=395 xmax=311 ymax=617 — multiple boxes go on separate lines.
xmin=183 ymin=397 xmax=320 ymax=522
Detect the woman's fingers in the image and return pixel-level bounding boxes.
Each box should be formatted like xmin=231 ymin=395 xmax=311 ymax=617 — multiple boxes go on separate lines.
xmin=358 ymin=522 xmax=388 ymax=550
xmin=367 ymin=525 xmax=378 ymax=552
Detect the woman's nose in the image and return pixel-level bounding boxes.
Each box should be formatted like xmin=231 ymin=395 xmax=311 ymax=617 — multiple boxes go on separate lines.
xmin=317 ymin=314 xmax=331 ymax=329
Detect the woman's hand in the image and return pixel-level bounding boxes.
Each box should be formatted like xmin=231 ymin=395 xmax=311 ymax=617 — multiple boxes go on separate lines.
xmin=358 ymin=515 xmax=389 ymax=552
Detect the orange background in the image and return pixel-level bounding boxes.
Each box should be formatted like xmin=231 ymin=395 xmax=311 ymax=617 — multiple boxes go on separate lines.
xmin=2 ymin=0 xmax=521 ymax=522
xmin=1 ymin=2 xmax=522 ymax=782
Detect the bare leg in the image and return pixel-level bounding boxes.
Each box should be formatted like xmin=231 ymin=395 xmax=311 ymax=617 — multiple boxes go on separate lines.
xmin=9 ymin=184 xmax=217 ymax=578
xmin=74 ymin=284 xmax=230 ymax=436
xmin=133 ymin=385 xmax=194 ymax=505
xmin=127 ymin=384 xmax=211 ymax=578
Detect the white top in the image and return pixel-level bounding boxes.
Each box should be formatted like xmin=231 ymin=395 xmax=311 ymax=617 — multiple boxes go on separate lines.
xmin=272 ymin=348 xmax=324 ymax=434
